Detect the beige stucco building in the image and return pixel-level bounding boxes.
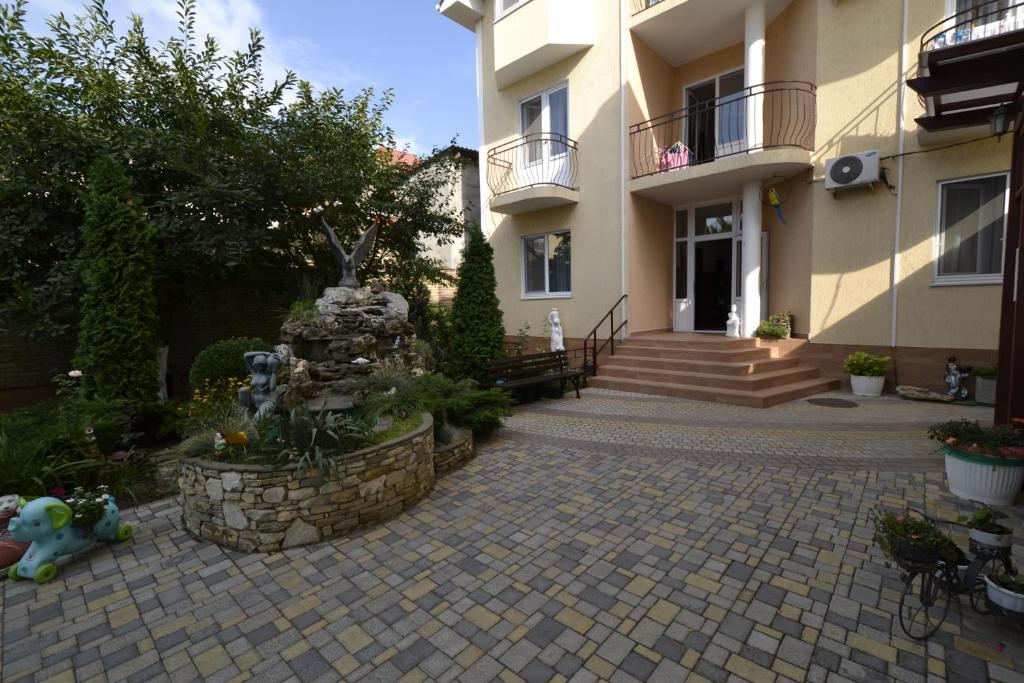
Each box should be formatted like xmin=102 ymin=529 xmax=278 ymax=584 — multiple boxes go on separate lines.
xmin=439 ymin=0 xmax=1017 ymax=391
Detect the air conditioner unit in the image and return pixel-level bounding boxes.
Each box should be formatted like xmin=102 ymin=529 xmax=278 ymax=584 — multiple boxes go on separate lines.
xmin=825 ymin=150 xmax=880 ymax=192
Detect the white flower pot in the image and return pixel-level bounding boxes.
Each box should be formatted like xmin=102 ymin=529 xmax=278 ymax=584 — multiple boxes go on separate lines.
xmin=968 ymin=527 xmax=1013 ymax=549
xmin=975 ymin=376 xmax=996 ymax=406
xmin=850 ymin=375 xmax=884 ymax=397
xmin=944 ymin=446 xmax=1024 ymax=506
xmin=985 ymin=576 xmax=1024 ymax=613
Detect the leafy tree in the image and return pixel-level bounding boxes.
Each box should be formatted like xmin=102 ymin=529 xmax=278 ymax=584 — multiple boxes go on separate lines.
xmin=74 ymin=157 xmax=160 ymax=406
xmin=0 ymin=0 xmax=466 ymax=340
xmin=448 ymin=225 xmax=505 ymax=383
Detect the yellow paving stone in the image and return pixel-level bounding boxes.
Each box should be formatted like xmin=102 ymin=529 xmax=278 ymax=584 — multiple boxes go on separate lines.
xmin=485 ymin=543 xmax=510 ymax=559
xmin=617 ymin=618 xmax=637 ymax=635
xmin=281 ymin=640 xmax=310 ymax=661
xmin=575 ymin=531 xmax=603 ymax=546
xmin=847 ymin=633 xmax=897 ymax=663
xmin=404 ymin=578 xmax=437 ymax=601
xmin=106 ymin=603 xmax=140 ymax=628
xmin=542 ymin=566 xmax=562 ymax=579
xmin=635 ymin=644 xmax=662 ymax=663
xmin=508 ymin=625 xmax=529 ymax=642
xmin=754 ymin=624 xmax=784 ymax=639
xmin=282 ymin=595 xmax=320 ymax=619
xmin=324 ymin=605 xmax=350 ymax=622
xmin=234 ymin=650 xmax=262 ymax=672
xmin=45 ymin=671 xmax=75 ymax=683
xmin=274 ymin=617 xmax=292 ymax=632
xmin=954 ymin=636 xmax=1015 ymax=668
xmin=333 ymin=653 xmax=361 ymax=676
xmin=726 ymin=653 xmax=777 ymax=682
xmin=779 ymin=604 xmax=801 ymax=621
xmin=555 ymin=591 xmax=577 ymax=608
xmin=338 ymin=624 xmax=374 ymax=653
xmin=773 ymin=658 xmax=807 ymax=682
xmin=397 ymin=669 xmax=428 ymax=683
xmin=647 ymin=535 xmax=674 ymax=550
xmin=585 ymin=655 xmax=616 ymax=679
xmin=195 ymin=644 xmax=231 ymax=678
xmin=499 ymin=670 xmax=525 ymax=683
xmin=625 ymin=575 xmax=656 ymax=597
xmin=364 ymin=527 xmax=390 ymax=542
xmin=556 ymin=607 xmax=595 ymax=635
xmin=504 ymin=607 xmax=528 ymax=625
xmin=81 ymin=675 xmax=108 ymax=683
xmin=456 ymin=644 xmax=485 ymax=668
xmin=226 ymin=673 xmax=251 ymax=683
xmin=427 ymin=545 xmax=456 ymax=562
xmin=556 ymin=503 xmax=578 ymax=515
xmin=373 ymin=646 xmax=398 ymax=666
xmin=681 ymin=648 xmax=701 ymax=669
xmin=544 ymin=583 xmax=562 ymax=598
xmin=769 ymin=576 xmax=810 ymax=597
xmin=685 ymin=573 xmax=722 ymax=594
xmin=649 ymin=599 xmax=681 ymax=626
xmin=704 ymin=604 xmax=727 ymax=622
xmin=610 ymin=601 xmax=632 ymax=619
xmin=399 ymin=599 xmax=417 ymax=612
xmin=577 ymin=640 xmax=598 ymax=661
xmin=729 ymin=523 xmax=759 ymax=538
xmin=817 ymin=549 xmax=843 ymax=566
xmin=276 ymin=572 xmax=303 ymax=590
xmin=164 ymin=650 xmax=193 ymax=673
xmin=430 ymin=600 xmax=450 ymax=616
xmin=928 ymin=658 xmax=946 ymax=677
xmin=801 ymin=626 xmax=819 ymax=644
xmin=137 ymin=637 xmax=155 ymax=654
xmin=466 ymin=605 xmax=501 ymax=631
xmin=891 ymin=636 xmax=925 ymax=656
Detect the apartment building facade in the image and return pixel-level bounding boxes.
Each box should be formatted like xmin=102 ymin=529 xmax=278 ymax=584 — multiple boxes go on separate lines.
xmin=439 ymin=0 xmax=1019 ymax=390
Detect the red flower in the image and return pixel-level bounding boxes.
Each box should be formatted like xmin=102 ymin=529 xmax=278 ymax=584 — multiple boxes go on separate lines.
xmin=50 ymin=487 xmax=66 ymax=497
xmin=895 ymin=515 xmax=905 ymax=523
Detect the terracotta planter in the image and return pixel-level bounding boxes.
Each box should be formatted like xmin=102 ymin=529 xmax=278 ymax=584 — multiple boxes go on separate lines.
xmin=850 ymin=375 xmax=884 ymax=397
xmin=944 ymin=445 xmax=1024 ymax=506
xmin=985 ymin=576 xmax=1024 ymax=613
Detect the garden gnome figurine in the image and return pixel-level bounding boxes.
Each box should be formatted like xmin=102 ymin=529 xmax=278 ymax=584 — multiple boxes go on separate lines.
xmin=726 ymin=305 xmax=741 ymax=338
xmin=549 ymin=309 xmax=565 ymax=352
xmin=238 ymin=351 xmax=283 ymax=421
xmin=944 ymin=356 xmax=971 ymax=400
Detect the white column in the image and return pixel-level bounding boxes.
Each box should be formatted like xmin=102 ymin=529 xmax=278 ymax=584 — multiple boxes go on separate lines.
xmin=742 ymin=180 xmax=762 ymax=336
xmin=744 ymin=1 xmax=765 ymax=151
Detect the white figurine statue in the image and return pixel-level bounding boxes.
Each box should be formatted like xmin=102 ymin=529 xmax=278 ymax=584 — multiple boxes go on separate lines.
xmin=548 ymin=308 xmax=565 ymax=352
xmin=726 ymin=305 xmax=741 ymax=338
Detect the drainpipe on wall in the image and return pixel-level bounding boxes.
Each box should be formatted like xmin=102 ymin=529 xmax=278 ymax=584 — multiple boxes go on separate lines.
xmin=474 ymin=19 xmax=487 ymax=239
xmin=619 ymin=0 xmax=629 ymax=341
xmin=891 ymin=0 xmax=909 ymax=348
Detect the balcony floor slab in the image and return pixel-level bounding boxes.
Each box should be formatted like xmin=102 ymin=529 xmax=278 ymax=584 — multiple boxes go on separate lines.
xmin=490 ymin=185 xmax=579 ymax=215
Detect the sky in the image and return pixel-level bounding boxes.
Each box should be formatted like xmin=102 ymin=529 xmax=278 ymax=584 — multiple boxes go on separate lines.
xmin=20 ymin=0 xmax=479 ymax=155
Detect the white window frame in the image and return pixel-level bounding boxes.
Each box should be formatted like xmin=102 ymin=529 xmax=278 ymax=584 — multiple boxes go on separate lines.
xmin=517 ymin=83 xmax=570 ymax=165
xmin=521 ymin=230 xmax=572 ymax=299
xmin=932 ymin=171 xmax=1009 ymax=286
xmin=496 ymin=0 xmax=532 ymax=21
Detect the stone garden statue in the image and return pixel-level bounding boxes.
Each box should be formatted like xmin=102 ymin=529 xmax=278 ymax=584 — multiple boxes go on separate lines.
xmin=321 ymin=217 xmax=378 ymax=289
xmin=548 ymin=308 xmax=565 ymax=352
xmin=238 ymin=351 xmax=283 ymax=421
xmin=726 ymin=305 xmax=741 ymax=338
xmin=944 ymin=356 xmax=971 ymax=401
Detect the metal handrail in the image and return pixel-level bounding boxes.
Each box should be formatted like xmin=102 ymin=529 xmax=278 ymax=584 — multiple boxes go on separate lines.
xmin=921 ymin=1 xmax=1024 ymax=53
xmin=486 ymin=133 xmax=579 ymax=196
xmin=583 ymin=294 xmax=628 ymax=377
xmin=629 ymin=81 xmax=816 ymax=179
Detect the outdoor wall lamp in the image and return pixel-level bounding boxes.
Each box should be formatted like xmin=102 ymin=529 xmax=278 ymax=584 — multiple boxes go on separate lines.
xmin=991 ymin=104 xmax=1012 ymax=140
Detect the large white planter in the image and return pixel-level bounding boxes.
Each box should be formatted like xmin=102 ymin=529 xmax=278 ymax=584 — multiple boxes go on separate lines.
xmin=850 ymin=375 xmax=884 ymax=397
xmin=985 ymin=576 xmax=1024 ymax=613
xmin=975 ymin=376 xmax=996 ymax=405
xmin=968 ymin=527 xmax=1013 ymax=549
xmin=944 ymin=446 xmax=1024 ymax=506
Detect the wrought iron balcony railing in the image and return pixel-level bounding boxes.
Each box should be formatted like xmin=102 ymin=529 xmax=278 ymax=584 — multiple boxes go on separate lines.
xmin=922 ymin=1 xmax=1024 ymax=53
xmin=487 ymin=133 xmax=579 ymax=196
xmin=629 ymin=0 xmax=665 ymax=16
xmin=629 ymin=81 xmax=816 ymax=179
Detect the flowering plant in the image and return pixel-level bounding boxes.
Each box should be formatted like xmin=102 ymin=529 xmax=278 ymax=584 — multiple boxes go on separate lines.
xmin=928 ymin=419 xmax=1024 ymax=459
xmin=871 ymin=508 xmax=958 ymax=568
xmin=62 ymin=485 xmax=111 ymax=528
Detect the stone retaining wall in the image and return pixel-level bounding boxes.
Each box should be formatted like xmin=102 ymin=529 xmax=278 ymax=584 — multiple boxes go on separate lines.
xmin=178 ymin=413 xmax=434 ymax=552
xmin=434 ymin=431 xmax=474 ymax=476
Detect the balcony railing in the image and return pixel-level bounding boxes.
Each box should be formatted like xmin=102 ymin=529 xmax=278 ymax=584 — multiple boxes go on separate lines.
xmin=922 ymin=1 xmax=1024 ymax=52
xmin=487 ymin=133 xmax=579 ymax=196
xmin=629 ymin=81 xmax=816 ymax=179
xmin=629 ymin=0 xmax=665 ymax=16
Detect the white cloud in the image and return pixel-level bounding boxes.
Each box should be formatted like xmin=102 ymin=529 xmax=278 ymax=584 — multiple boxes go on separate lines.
xmin=393 ymin=135 xmax=428 ymax=157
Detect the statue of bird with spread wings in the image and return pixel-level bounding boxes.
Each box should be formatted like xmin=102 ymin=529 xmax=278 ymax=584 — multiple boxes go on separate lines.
xmin=320 ymin=216 xmax=378 ymax=289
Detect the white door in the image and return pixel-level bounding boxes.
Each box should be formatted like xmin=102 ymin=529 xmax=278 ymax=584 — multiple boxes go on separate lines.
xmin=716 ymin=69 xmax=746 ymax=158
xmin=684 ymin=69 xmax=746 ymax=163
xmin=672 ymin=209 xmax=692 ymax=331
xmin=520 ymin=86 xmax=569 ymax=187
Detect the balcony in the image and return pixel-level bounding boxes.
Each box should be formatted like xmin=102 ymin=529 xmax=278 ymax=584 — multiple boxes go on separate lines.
xmin=629 ymin=0 xmax=793 ymax=66
xmin=629 ymin=81 xmax=814 ymax=204
xmin=910 ymin=1 xmax=1024 ymax=143
xmin=487 ymin=134 xmax=579 ymax=215
xmin=493 ymin=0 xmax=594 ymax=89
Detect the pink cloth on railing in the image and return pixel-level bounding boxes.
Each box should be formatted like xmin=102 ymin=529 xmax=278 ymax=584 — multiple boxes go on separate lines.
xmin=659 ymin=145 xmax=689 ymax=172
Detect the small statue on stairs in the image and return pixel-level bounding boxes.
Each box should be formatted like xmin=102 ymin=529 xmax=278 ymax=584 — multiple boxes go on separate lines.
xmin=726 ymin=305 xmax=741 ymax=338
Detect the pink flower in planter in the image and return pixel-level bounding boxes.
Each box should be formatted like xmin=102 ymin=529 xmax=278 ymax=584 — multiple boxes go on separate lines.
xmin=895 ymin=515 xmax=905 ymax=523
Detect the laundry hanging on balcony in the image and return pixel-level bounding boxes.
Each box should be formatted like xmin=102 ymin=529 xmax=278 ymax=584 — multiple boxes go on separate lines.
xmin=659 ymin=142 xmax=690 ymax=173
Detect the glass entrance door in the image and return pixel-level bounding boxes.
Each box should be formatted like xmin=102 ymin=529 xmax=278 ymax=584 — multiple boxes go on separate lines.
xmin=672 ymin=200 xmax=741 ymax=332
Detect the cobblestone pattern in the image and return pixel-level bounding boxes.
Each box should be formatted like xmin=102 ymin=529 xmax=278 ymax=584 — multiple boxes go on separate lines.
xmin=1 ymin=390 xmax=1022 ymax=683
xmin=178 ymin=414 xmax=434 ymax=553
xmin=434 ymin=431 xmax=475 ymax=477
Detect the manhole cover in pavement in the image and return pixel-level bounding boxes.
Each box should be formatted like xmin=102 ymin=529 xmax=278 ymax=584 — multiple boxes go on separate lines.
xmin=806 ymin=398 xmax=858 ymax=408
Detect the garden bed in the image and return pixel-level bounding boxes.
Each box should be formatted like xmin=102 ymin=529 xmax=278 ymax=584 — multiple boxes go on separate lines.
xmin=434 ymin=429 xmax=474 ymax=476
xmin=178 ymin=413 xmax=434 ymax=552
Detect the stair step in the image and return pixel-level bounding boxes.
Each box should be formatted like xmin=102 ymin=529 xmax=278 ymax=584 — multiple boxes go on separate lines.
xmin=599 ymin=364 xmax=821 ymax=391
xmin=588 ymin=376 xmax=842 ymax=408
xmin=627 ymin=336 xmax=759 ymax=350
xmin=615 ymin=344 xmax=774 ymax=362
xmin=603 ymin=356 xmax=799 ymax=376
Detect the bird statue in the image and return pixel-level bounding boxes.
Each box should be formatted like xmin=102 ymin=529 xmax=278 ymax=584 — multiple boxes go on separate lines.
xmin=767 ymin=186 xmax=785 ymax=224
xmin=321 ymin=216 xmax=378 ymax=288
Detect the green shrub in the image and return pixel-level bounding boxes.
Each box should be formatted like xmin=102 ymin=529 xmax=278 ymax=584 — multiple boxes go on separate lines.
xmin=287 ymin=299 xmax=320 ymax=326
xmin=975 ymin=366 xmax=998 ymax=380
xmin=753 ymin=322 xmax=788 ymax=339
xmin=842 ymin=352 xmax=892 ymax=377
xmin=189 ymin=337 xmax=273 ymax=390
xmin=74 ymin=157 xmax=161 ymax=407
xmin=766 ymin=311 xmax=792 ymax=338
xmin=448 ymin=225 xmax=505 ymax=383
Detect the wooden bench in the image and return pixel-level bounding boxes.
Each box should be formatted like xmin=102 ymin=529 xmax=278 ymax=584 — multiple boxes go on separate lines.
xmin=487 ymin=350 xmax=584 ymax=399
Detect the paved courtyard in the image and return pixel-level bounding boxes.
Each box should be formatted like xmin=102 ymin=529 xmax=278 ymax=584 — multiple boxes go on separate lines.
xmin=2 ymin=389 xmax=1022 ymax=683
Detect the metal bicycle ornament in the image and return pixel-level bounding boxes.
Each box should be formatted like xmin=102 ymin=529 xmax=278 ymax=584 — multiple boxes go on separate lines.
xmin=892 ymin=510 xmax=1018 ymax=640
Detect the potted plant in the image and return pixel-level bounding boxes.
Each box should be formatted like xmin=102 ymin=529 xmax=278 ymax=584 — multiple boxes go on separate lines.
xmin=974 ymin=367 xmax=997 ymax=406
xmin=871 ymin=509 xmax=958 ymax=569
xmin=985 ymin=573 xmax=1024 ymax=614
xmin=843 ymin=352 xmax=892 ymax=397
xmin=929 ymin=420 xmax=1024 ymax=506
xmin=959 ymin=506 xmax=1013 ymax=549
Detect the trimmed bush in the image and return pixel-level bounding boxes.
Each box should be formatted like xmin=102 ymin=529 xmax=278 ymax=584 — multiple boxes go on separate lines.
xmin=189 ymin=337 xmax=273 ymax=390
xmin=753 ymin=322 xmax=788 ymax=339
xmin=842 ymin=352 xmax=892 ymax=377
xmin=448 ymin=225 xmax=505 ymax=383
xmin=74 ymin=157 xmax=160 ymax=406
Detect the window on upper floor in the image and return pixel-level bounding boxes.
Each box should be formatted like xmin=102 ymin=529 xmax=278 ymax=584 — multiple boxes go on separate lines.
xmin=523 ymin=230 xmax=571 ymax=297
xmin=520 ymin=85 xmax=569 ymax=163
xmin=953 ymin=0 xmax=1012 ymax=17
xmin=498 ymin=0 xmax=527 ymax=17
xmin=935 ymin=173 xmax=1008 ymax=285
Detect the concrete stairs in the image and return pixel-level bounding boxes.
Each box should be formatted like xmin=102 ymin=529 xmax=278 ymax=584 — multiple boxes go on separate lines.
xmin=587 ymin=335 xmax=839 ymax=407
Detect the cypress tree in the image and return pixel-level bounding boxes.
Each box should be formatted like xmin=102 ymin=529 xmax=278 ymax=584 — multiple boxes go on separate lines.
xmin=448 ymin=225 xmax=505 ymax=383
xmin=74 ymin=158 xmax=160 ymax=406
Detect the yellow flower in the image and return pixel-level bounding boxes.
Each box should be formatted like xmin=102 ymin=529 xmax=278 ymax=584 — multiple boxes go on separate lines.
xmin=224 ymin=432 xmax=249 ymax=447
